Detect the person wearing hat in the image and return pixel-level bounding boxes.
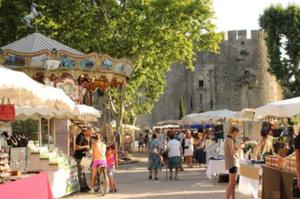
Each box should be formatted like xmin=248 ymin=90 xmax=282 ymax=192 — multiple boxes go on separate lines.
xmin=74 ymin=127 xmax=93 ymax=192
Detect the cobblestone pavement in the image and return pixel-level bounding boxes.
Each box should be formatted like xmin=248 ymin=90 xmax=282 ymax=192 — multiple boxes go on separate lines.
xmin=67 ymin=153 xmax=256 ymax=199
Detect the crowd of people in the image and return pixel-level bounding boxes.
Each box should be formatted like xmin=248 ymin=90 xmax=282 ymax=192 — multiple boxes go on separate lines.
xmin=146 ymin=128 xmax=211 ymax=180
xmin=71 ymin=123 xmax=300 ymax=198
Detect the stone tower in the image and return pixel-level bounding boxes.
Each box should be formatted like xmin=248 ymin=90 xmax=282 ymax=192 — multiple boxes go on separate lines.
xmin=136 ymin=30 xmax=282 ymax=128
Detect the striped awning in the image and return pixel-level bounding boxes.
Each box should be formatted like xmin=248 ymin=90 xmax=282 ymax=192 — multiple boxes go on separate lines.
xmin=1 ymin=33 xmax=83 ymax=55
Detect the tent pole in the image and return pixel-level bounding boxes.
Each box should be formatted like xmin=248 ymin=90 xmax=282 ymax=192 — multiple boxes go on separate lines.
xmin=47 ymin=119 xmax=50 ymax=146
xmin=38 ymin=117 xmax=42 ymax=146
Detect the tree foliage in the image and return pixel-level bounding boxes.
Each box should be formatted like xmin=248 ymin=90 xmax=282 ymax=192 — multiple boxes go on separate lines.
xmin=0 ymin=0 xmax=221 ymax=121
xmin=259 ymin=4 xmax=300 ymax=97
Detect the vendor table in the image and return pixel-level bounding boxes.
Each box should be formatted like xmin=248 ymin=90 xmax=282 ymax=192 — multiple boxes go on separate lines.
xmin=206 ymin=159 xmax=228 ymax=179
xmin=239 ymin=163 xmax=261 ymax=199
xmin=0 ymin=172 xmax=53 ymax=199
xmin=262 ymin=166 xmax=296 ymax=199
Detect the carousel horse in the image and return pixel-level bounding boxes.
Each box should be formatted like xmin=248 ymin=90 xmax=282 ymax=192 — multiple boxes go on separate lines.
xmin=22 ymin=3 xmax=42 ymax=27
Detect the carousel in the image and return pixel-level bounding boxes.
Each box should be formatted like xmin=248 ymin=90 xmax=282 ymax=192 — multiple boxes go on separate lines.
xmin=0 ymin=33 xmax=134 ymax=154
xmin=0 ymin=32 xmax=134 ymax=105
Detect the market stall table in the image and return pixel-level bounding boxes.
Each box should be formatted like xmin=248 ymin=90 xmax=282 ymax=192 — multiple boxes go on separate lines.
xmin=206 ymin=159 xmax=228 ymax=180
xmin=238 ymin=163 xmax=262 ymax=199
xmin=262 ymin=165 xmax=296 ymax=199
xmin=0 ymin=172 xmax=53 ymax=199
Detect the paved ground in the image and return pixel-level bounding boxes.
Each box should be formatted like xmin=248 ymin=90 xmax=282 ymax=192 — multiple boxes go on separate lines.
xmin=67 ymin=153 xmax=256 ymax=199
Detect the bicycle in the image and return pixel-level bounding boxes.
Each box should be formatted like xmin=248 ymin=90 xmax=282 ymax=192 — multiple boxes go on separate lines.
xmin=94 ymin=165 xmax=107 ymax=196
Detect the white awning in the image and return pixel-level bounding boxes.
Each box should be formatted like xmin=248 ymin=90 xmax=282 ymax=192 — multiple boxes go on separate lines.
xmin=16 ymin=104 xmax=101 ymax=121
xmin=74 ymin=105 xmax=101 ymax=122
xmin=255 ymin=97 xmax=300 ymax=119
xmin=181 ymin=109 xmax=248 ymax=125
xmin=0 ymin=65 xmax=75 ymax=111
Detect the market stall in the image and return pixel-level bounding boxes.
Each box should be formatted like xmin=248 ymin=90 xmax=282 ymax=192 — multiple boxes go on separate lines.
xmin=253 ymin=97 xmax=300 ymax=199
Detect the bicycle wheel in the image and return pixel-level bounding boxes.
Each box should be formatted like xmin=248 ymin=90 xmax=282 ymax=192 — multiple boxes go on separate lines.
xmin=98 ymin=168 xmax=107 ymax=196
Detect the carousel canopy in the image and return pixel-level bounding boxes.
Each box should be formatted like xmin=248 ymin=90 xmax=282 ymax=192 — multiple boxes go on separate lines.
xmin=1 ymin=33 xmax=83 ymax=55
xmin=255 ymin=97 xmax=300 ymax=119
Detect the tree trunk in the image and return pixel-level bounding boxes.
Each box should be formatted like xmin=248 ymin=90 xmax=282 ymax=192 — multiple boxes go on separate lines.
xmin=116 ymin=87 xmax=125 ymax=149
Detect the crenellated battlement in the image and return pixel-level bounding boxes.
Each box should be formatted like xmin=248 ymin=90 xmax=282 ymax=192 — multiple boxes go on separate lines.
xmin=222 ymin=30 xmax=264 ymax=41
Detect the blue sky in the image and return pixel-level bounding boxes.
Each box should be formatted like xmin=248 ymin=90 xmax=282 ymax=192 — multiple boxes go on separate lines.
xmin=213 ymin=0 xmax=298 ymax=31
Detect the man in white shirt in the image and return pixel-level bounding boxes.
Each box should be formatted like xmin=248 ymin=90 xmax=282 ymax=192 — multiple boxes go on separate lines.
xmin=167 ymin=132 xmax=182 ymax=180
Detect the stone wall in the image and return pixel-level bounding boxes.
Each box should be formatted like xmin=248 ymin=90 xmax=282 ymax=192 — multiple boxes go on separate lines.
xmin=136 ymin=30 xmax=283 ymax=128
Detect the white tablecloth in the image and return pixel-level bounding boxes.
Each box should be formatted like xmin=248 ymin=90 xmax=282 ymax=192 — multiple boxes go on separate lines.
xmin=206 ymin=159 xmax=228 ymax=179
xmin=238 ymin=163 xmax=261 ymax=199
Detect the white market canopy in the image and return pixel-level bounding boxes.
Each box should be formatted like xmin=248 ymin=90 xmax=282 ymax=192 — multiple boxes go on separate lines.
xmin=181 ymin=109 xmax=247 ymax=125
xmin=110 ymin=120 xmax=141 ymax=131
xmin=0 ymin=65 xmax=75 ymax=111
xmin=16 ymin=104 xmax=101 ymax=122
xmin=74 ymin=104 xmax=101 ymax=122
xmin=153 ymin=124 xmax=180 ymax=129
xmin=255 ymin=97 xmax=300 ymax=119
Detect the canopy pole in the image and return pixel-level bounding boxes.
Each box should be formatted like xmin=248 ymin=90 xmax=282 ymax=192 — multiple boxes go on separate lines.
xmin=47 ymin=119 xmax=51 ymax=146
xmin=38 ymin=117 xmax=42 ymax=146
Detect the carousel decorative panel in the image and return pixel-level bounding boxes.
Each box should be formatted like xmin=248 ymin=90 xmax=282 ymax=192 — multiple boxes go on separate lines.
xmin=80 ymin=58 xmax=96 ymax=70
xmin=5 ymin=54 xmax=26 ymax=67
xmin=114 ymin=63 xmax=125 ymax=73
xmin=102 ymin=59 xmax=113 ymax=70
xmin=31 ymin=54 xmax=49 ymax=68
xmin=59 ymin=56 xmax=76 ymax=68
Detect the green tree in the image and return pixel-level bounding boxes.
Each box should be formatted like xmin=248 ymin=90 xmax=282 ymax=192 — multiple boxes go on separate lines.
xmin=259 ymin=4 xmax=300 ymax=97
xmin=179 ymin=96 xmax=185 ymax=119
xmin=0 ymin=0 xmax=221 ymax=124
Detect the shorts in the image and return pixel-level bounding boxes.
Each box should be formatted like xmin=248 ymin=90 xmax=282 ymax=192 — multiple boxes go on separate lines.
xmin=92 ymin=160 xmax=107 ymax=168
xmin=107 ymin=166 xmax=114 ymax=176
xmin=229 ymin=167 xmax=238 ymax=174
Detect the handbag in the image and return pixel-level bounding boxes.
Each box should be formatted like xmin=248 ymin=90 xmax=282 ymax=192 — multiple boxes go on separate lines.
xmin=0 ymin=97 xmax=15 ymax=121
xmin=80 ymin=156 xmax=93 ymax=168
xmin=292 ymin=177 xmax=300 ymax=197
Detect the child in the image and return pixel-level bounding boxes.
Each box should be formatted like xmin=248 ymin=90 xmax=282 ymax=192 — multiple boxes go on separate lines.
xmin=106 ymin=144 xmax=117 ymax=193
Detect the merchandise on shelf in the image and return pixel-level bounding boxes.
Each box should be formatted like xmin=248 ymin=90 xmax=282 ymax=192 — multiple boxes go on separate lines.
xmin=266 ymin=153 xmax=296 ymax=173
xmin=0 ymin=148 xmax=11 ymax=183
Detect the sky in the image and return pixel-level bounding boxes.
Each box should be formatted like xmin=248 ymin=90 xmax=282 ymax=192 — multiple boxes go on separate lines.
xmin=213 ymin=0 xmax=299 ymax=31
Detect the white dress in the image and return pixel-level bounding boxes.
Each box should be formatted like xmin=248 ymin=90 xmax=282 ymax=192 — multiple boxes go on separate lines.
xmin=184 ymin=138 xmax=194 ymax=156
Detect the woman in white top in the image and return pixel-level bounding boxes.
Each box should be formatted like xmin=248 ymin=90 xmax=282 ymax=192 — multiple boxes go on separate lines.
xmin=184 ymin=130 xmax=194 ymax=168
xmin=167 ymin=132 xmax=182 ymax=180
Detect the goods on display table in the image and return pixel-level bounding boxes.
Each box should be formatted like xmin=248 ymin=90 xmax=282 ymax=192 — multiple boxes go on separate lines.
xmin=265 ymin=153 xmax=296 ymax=172
xmin=0 ymin=148 xmax=10 ymax=183
xmin=263 ymin=153 xmax=297 ymax=199
xmin=27 ymin=142 xmax=79 ymax=198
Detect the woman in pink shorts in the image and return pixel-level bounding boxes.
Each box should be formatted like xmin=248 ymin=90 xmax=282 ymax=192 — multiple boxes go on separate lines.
xmin=90 ymin=134 xmax=107 ymax=193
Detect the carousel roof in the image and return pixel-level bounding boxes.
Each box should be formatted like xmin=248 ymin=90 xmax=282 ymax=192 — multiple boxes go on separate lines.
xmin=1 ymin=33 xmax=83 ymax=55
